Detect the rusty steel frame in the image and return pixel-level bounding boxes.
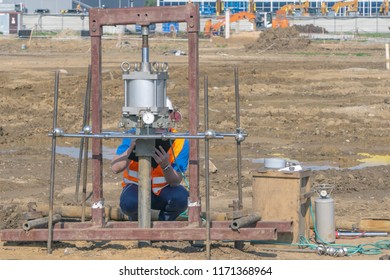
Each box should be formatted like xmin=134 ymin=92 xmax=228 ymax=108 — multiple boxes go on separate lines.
xmin=0 ymin=4 xmax=293 ymax=245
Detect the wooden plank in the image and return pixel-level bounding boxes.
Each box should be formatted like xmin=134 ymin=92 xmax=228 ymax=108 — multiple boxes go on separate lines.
xmin=359 ymin=218 xmax=390 ymax=232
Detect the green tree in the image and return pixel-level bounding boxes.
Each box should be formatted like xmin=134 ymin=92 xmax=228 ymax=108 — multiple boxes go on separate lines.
xmin=145 ymin=0 xmax=157 ymax=6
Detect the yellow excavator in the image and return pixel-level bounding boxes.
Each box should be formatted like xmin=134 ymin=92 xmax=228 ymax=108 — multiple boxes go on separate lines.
xmin=278 ymin=0 xmax=309 ymax=16
xmin=204 ymin=11 xmax=279 ymax=36
xmin=321 ymin=2 xmax=329 ymax=15
xmin=331 ymin=0 xmax=359 ymax=16
xmin=379 ymin=0 xmax=389 ymax=15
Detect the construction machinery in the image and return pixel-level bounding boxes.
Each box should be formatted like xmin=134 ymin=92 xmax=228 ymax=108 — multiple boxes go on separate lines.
xmin=272 ymin=10 xmax=289 ymax=28
xmin=331 ymin=0 xmax=359 ymax=16
xmin=204 ymin=11 xmax=279 ymax=36
xmin=321 ymin=2 xmax=329 ymax=15
xmin=379 ymin=0 xmax=389 ymax=15
xmin=278 ymin=0 xmax=309 ymax=16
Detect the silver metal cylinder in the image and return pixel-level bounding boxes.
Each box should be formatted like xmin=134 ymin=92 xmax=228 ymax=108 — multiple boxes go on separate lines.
xmin=315 ymin=196 xmax=336 ymax=243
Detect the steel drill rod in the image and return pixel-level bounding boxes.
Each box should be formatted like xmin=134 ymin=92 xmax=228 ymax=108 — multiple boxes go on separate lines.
xmin=48 ymin=70 xmax=60 ymax=254
xmin=23 ymin=214 xmax=62 ymax=231
xmin=204 ymin=75 xmax=211 ymax=260
xmin=75 ymin=65 xmax=92 ymax=202
xmin=138 ymin=155 xmax=152 ymax=246
xmin=81 ymin=65 xmax=92 ymax=221
xmin=234 ymin=66 xmax=243 ymax=209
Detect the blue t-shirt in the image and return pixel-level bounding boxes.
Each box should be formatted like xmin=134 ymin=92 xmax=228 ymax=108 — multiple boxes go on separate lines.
xmin=116 ymin=137 xmax=189 ymax=173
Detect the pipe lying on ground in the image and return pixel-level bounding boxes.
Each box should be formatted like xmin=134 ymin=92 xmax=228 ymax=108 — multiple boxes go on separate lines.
xmin=22 ymin=214 xmax=62 ymax=231
xmin=230 ymin=213 xmax=261 ymax=231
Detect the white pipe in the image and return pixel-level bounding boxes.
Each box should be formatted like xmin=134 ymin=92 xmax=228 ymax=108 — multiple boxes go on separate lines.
xmin=386 ymin=43 xmax=389 ymax=70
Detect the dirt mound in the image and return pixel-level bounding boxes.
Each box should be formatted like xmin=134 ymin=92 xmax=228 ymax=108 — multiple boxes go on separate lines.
xmin=293 ymin=24 xmax=328 ymax=34
xmin=245 ymin=26 xmax=310 ymax=52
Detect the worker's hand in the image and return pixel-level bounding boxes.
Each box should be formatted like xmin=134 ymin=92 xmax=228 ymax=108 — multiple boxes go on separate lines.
xmin=152 ymin=145 xmax=170 ymax=169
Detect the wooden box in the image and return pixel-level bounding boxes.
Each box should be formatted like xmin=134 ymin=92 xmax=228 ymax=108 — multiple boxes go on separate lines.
xmin=252 ymin=169 xmax=312 ymax=243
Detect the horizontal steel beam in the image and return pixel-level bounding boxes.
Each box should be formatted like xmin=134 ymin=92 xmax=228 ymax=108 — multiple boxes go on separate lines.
xmin=1 ymin=220 xmax=293 ymax=242
xmin=1 ymin=227 xmax=277 ymax=242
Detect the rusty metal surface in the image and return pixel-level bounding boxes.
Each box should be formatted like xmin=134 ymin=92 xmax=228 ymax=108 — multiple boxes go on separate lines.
xmin=89 ymin=5 xmax=199 ymax=36
xmin=1 ymin=227 xmax=277 ymax=242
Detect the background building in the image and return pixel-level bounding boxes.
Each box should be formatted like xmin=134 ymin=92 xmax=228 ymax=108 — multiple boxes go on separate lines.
xmin=157 ymin=0 xmax=386 ymax=17
xmin=2 ymin=0 xmax=146 ymax=14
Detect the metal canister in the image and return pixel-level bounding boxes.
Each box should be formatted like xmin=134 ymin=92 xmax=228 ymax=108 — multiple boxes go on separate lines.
xmin=315 ymin=190 xmax=335 ymax=243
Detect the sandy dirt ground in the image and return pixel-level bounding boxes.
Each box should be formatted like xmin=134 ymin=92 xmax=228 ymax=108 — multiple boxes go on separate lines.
xmin=0 ymin=28 xmax=390 ymax=260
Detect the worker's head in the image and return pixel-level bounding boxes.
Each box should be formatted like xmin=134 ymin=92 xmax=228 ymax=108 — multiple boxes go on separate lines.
xmin=166 ymin=98 xmax=174 ymax=113
xmin=166 ymin=97 xmax=182 ymax=122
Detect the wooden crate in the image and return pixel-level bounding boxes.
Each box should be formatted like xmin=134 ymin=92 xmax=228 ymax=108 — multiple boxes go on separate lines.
xmin=252 ymin=169 xmax=312 ymax=243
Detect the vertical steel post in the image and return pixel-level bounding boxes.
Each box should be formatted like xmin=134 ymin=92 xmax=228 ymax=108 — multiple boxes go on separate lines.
xmin=234 ymin=66 xmax=243 ymax=209
xmin=204 ymin=75 xmax=211 ymax=259
xmin=47 ymin=70 xmax=60 ymax=254
xmin=81 ymin=65 xmax=92 ymax=222
xmin=90 ymin=30 xmax=105 ymax=227
xmin=187 ymin=25 xmax=200 ymax=226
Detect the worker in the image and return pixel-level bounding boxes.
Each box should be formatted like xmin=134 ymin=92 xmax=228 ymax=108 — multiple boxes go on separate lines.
xmin=111 ymin=98 xmax=190 ymax=221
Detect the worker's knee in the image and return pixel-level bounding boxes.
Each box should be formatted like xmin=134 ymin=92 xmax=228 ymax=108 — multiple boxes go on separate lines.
xmin=119 ymin=184 xmax=138 ymax=217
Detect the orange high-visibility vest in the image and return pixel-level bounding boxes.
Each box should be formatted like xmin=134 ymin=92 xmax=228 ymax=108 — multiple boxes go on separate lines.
xmin=122 ymin=131 xmax=185 ymax=195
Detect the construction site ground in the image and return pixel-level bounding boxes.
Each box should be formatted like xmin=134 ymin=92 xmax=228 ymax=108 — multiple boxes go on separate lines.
xmin=0 ymin=29 xmax=390 ymax=260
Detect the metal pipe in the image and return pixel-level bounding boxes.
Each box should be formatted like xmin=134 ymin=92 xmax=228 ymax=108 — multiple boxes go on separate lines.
xmin=234 ymin=66 xmax=243 ymax=209
xmin=81 ymin=65 xmax=92 ymax=222
xmin=23 ymin=214 xmax=62 ymax=231
xmin=336 ymin=231 xmax=388 ymax=238
xmin=48 ymin=132 xmax=244 ymax=139
xmin=47 ymin=70 xmax=60 ymax=254
xmin=204 ymin=74 xmax=211 ymax=260
xmin=230 ymin=213 xmax=261 ymax=231
xmin=75 ymin=65 xmax=92 ymax=202
xmin=138 ymin=155 xmax=152 ymax=246
xmin=141 ymin=26 xmax=149 ymax=72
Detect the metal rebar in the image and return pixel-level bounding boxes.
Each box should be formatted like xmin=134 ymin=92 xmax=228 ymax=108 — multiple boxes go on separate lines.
xmin=76 ymin=65 xmax=92 ymax=203
xmin=81 ymin=65 xmax=92 ymax=221
xmin=48 ymin=70 xmax=60 ymax=254
xmin=234 ymin=66 xmax=243 ymax=209
xmin=204 ymin=74 xmax=211 ymax=260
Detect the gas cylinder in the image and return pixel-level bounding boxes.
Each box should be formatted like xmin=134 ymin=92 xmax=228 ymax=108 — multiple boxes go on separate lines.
xmin=315 ymin=187 xmax=335 ymax=244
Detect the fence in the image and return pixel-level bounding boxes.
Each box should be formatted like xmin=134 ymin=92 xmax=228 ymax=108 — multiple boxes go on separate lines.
xmin=19 ymin=14 xmax=390 ymax=34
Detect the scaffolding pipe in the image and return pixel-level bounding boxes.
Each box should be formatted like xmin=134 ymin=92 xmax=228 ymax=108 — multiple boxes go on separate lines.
xmin=23 ymin=214 xmax=62 ymax=231
xmin=230 ymin=213 xmax=262 ymax=231
xmin=48 ymin=70 xmax=60 ymax=254
xmin=75 ymin=65 xmax=91 ymax=203
xmin=82 ymin=65 xmax=92 ymax=222
xmin=204 ymin=74 xmax=211 ymax=260
xmin=234 ymin=66 xmax=243 ymax=209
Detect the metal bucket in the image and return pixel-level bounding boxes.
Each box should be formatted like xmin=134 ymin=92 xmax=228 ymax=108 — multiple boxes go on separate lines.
xmin=264 ymin=158 xmax=286 ymax=169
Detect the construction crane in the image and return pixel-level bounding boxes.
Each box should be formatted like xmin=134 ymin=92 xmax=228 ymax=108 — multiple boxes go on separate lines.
xmin=331 ymin=0 xmax=359 ymax=16
xmin=278 ymin=0 xmax=309 ymax=16
xmin=379 ymin=0 xmax=389 ymax=15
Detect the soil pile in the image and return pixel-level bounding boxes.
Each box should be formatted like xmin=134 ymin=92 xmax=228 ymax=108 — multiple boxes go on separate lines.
xmin=245 ymin=26 xmax=310 ymax=52
xmin=293 ymin=24 xmax=328 ymax=34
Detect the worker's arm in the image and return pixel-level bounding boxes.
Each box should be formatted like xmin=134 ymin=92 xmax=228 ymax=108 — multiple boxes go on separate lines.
xmin=111 ymin=141 xmax=136 ymax=174
xmin=153 ymin=146 xmax=183 ymax=186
